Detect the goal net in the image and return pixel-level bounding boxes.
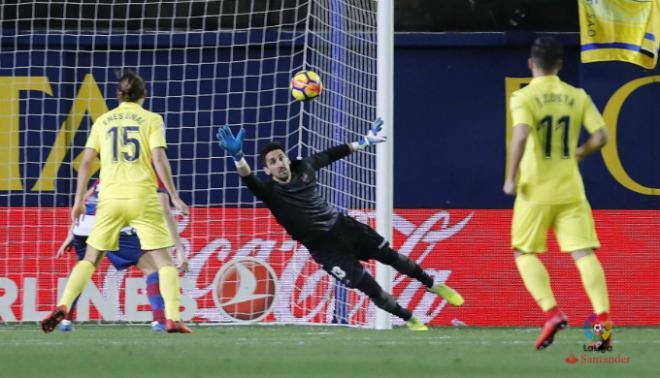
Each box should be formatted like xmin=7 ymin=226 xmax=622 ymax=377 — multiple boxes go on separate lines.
xmin=0 ymin=0 xmax=380 ymax=326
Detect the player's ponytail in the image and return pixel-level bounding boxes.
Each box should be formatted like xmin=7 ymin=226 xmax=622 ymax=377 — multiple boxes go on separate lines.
xmin=117 ymin=71 xmax=146 ymax=102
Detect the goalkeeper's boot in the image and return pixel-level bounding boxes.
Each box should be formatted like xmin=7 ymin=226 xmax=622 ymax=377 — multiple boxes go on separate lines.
xmin=427 ymin=283 xmax=464 ymax=306
xmin=535 ymin=309 xmax=568 ymax=350
xmin=405 ymin=316 xmax=428 ymax=331
xmin=58 ymin=319 xmax=74 ymax=332
xmin=166 ymin=319 xmax=192 ymax=334
xmin=41 ymin=305 xmax=67 ymax=333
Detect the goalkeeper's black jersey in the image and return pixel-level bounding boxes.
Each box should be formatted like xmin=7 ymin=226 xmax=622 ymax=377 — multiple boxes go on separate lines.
xmin=242 ymin=144 xmax=352 ymax=243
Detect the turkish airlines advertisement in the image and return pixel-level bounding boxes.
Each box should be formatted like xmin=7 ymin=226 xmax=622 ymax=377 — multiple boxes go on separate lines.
xmin=0 ymin=208 xmax=658 ymax=326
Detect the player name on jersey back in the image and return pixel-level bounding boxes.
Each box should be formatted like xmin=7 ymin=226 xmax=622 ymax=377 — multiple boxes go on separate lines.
xmin=100 ymin=112 xmax=147 ymax=126
xmin=533 ymin=93 xmax=576 ymax=107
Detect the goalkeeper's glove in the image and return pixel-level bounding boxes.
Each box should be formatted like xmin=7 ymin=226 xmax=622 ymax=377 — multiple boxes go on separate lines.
xmin=351 ymin=117 xmax=386 ymax=151
xmin=216 ymin=125 xmax=245 ymax=161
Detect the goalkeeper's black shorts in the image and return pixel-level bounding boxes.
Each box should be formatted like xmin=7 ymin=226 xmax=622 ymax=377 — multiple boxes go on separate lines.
xmin=304 ymin=213 xmax=390 ymax=288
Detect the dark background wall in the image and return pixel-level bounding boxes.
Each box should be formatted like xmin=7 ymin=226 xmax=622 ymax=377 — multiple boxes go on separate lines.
xmin=1 ymin=0 xmax=579 ymax=32
xmin=395 ymin=0 xmax=578 ymax=31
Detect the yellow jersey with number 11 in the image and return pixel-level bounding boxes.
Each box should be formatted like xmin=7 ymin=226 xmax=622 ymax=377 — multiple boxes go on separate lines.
xmin=509 ymin=75 xmax=605 ymax=204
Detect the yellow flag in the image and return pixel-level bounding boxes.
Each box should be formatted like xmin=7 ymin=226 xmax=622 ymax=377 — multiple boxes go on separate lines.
xmin=578 ymin=0 xmax=659 ymax=69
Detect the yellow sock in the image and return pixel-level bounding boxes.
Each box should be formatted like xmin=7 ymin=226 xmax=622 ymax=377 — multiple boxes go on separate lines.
xmin=158 ymin=266 xmax=181 ymax=321
xmin=575 ymin=253 xmax=610 ymax=314
xmin=515 ymin=254 xmax=557 ymax=312
xmin=58 ymin=260 xmax=95 ymax=310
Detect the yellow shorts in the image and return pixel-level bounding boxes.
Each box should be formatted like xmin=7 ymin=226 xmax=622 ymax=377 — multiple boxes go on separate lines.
xmin=86 ymin=195 xmax=173 ymax=251
xmin=512 ymin=198 xmax=600 ymax=253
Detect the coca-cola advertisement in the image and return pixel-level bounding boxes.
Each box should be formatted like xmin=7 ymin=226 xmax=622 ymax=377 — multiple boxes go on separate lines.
xmin=0 ymin=208 xmax=658 ymax=326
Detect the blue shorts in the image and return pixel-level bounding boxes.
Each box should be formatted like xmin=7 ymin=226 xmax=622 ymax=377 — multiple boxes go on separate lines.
xmin=73 ymin=233 xmax=143 ymax=271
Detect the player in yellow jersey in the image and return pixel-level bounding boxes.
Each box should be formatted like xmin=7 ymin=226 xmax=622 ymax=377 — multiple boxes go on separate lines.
xmin=41 ymin=72 xmax=191 ymax=333
xmin=504 ymin=37 xmax=612 ymax=350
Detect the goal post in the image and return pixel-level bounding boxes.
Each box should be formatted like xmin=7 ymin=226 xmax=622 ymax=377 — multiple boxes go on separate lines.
xmin=375 ymin=0 xmax=394 ymax=331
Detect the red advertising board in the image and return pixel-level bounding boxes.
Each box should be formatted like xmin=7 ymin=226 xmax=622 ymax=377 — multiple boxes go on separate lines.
xmin=0 ymin=208 xmax=657 ymax=326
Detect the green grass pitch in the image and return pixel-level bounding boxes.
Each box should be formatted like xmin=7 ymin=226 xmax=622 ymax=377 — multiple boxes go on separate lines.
xmin=1 ymin=325 xmax=658 ymax=377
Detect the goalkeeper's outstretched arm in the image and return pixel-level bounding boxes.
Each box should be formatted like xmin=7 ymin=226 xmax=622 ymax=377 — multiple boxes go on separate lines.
xmin=217 ymin=118 xmax=386 ymax=174
xmin=308 ymin=117 xmax=386 ymax=169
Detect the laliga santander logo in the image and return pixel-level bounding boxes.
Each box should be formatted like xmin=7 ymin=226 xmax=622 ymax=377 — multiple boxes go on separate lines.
xmin=584 ymin=314 xmax=612 ymax=342
xmin=212 ymin=257 xmax=278 ymax=322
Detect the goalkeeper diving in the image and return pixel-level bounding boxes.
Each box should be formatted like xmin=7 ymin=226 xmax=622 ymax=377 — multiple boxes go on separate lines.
xmin=216 ymin=119 xmax=464 ymax=330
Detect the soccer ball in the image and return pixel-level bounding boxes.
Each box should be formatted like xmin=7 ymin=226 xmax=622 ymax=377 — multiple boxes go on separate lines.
xmin=290 ymin=70 xmax=323 ymax=101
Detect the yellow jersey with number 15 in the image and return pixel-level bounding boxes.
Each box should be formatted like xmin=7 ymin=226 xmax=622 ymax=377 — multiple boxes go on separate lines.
xmin=85 ymin=101 xmax=166 ymax=199
xmin=509 ymin=75 xmax=605 ymax=204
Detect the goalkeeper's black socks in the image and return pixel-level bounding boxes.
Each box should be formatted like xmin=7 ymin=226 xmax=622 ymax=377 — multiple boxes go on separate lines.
xmin=411 ymin=266 xmax=434 ymax=288
xmin=377 ymin=247 xmax=434 ymax=288
xmin=355 ymin=271 xmax=413 ymax=321
xmin=391 ymin=304 xmax=413 ymax=321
